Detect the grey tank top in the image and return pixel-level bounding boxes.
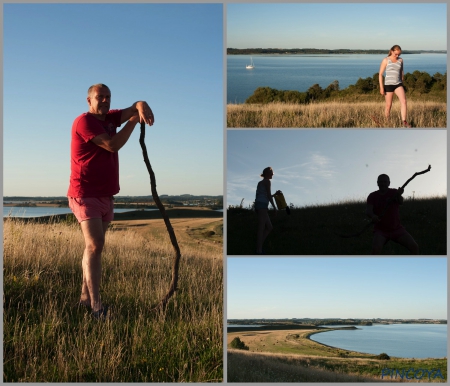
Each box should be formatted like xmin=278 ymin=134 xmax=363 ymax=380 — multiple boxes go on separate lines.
xmin=255 ymin=181 xmax=269 ymax=204
xmin=385 ymin=57 xmax=402 ymax=85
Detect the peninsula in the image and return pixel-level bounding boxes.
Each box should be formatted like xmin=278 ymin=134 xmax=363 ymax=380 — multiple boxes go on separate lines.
xmin=227 ymin=318 xmax=447 ymax=382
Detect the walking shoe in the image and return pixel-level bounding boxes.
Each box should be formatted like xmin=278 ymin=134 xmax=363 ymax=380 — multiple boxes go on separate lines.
xmin=402 ymin=120 xmax=412 ymax=128
xmin=91 ymin=305 xmax=110 ymax=321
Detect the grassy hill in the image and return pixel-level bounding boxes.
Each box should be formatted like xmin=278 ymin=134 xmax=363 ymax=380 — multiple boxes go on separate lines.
xmin=227 ymin=197 xmax=446 ymax=255
xmin=227 ymin=325 xmax=447 ymax=382
xmin=3 ymin=216 xmax=223 ymax=382
xmin=228 ymin=349 xmax=446 ymax=382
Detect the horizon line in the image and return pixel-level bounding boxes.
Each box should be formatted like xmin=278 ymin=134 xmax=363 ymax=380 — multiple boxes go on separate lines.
xmin=227 ymin=48 xmax=447 ymax=53
xmin=4 ymin=194 xmax=224 ymax=198
xmin=228 ymin=318 xmax=447 ymax=320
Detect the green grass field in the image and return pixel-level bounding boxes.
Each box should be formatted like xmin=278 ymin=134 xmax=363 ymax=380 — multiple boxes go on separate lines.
xmin=3 ymin=215 xmax=223 ymax=382
xmin=227 ymin=197 xmax=446 ymax=255
xmin=228 ymin=349 xmax=447 ymax=383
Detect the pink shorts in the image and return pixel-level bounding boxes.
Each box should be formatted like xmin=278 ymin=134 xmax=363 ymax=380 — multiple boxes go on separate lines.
xmin=68 ymin=196 xmax=114 ymax=223
xmin=374 ymin=227 xmax=408 ymax=242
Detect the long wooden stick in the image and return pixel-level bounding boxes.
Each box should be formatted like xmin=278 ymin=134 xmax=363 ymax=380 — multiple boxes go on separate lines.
xmin=139 ymin=121 xmax=181 ymax=311
xmin=400 ymin=164 xmax=431 ymax=189
xmin=335 ymin=165 xmax=431 ymax=238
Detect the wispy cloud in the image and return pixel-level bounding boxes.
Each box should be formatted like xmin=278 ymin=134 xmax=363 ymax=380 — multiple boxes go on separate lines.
xmin=227 ymin=152 xmax=339 ymax=207
xmin=275 ymin=152 xmax=337 ymax=184
xmin=227 ymin=174 xmax=256 ymax=206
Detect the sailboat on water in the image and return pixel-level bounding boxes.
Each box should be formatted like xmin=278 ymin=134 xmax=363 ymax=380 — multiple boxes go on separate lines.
xmin=246 ymin=57 xmax=255 ymax=69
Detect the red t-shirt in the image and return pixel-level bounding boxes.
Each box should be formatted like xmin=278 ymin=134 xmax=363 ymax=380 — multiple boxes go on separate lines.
xmin=67 ymin=110 xmax=123 ymax=197
xmin=367 ymin=188 xmax=403 ymax=232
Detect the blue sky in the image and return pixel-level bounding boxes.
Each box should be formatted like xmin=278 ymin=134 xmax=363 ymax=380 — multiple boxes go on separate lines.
xmin=227 ymin=3 xmax=446 ymax=51
xmin=227 ymin=257 xmax=447 ymax=319
xmin=4 ymin=4 xmax=223 ymax=197
xmin=227 ymin=130 xmax=446 ymax=208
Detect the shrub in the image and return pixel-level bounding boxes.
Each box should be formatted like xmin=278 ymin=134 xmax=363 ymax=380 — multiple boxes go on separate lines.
xmin=375 ymin=353 xmax=390 ymax=360
xmin=282 ymin=90 xmax=308 ymax=104
xmin=230 ymin=337 xmax=249 ymax=350
xmin=243 ymin=71 xmax=446 ymax=105
xmin=245 ymin=87 xmax=282 ymax=104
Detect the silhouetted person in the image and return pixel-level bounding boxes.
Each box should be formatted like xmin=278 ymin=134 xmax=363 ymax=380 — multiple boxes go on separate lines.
xmin=366 ymin=174 xmax=419 ymax=254
xmin=255 ymin=167 xmax=278 ymax=254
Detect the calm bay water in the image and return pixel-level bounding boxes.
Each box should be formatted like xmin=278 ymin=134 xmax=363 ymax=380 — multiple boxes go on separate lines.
xmin=3 ymin=207 xmax=158 ymax=218
xmin=3 ymin=207 xmax=222 ymax=218
xmin=228 ymin=324 xmax=263 ymax=328
xmin=311 ymin=324 xmax=447 ymax=359
xmin=227 ymin=54 xmax=447 ymax=103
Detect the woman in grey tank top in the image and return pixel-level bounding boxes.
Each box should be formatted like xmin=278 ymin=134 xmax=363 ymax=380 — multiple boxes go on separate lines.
xmin=378 ymin=45 xmax=411 ymax=127
xmin=255 ymin=167 xmax=278 ymax=254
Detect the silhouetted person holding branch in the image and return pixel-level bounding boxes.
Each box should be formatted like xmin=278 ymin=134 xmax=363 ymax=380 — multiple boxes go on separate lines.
xmin=67 ymin=83 xmax=154 ymax=319
xmin=366 ymin=174 xmax=419 ymax=254
xmin=255 ymin=167 xmax=280 ymax=254
xmin=379 ymin=45 xmax=411 ymax=127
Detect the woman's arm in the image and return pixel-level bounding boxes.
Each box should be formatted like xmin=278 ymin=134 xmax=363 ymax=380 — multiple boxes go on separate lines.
xmin=378 ymin=58 xmax=387 ymax=95
xmin=379 ymin=58 xmax=388 ymax=95
xmin=263 ymin=179 xmax=277 ymax=211
xmin=400 ymin=59 xmax=404 ymax=81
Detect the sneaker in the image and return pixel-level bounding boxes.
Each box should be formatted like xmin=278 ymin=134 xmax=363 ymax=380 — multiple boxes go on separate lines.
xmin=403 ymin=120 xmax=412 ymax=128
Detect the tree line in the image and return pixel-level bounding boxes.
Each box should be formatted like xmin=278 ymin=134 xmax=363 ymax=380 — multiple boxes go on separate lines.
xmin=228 ymin=48 xmax=446 ymax=55
xmin=245 ymin=71 xmax=447 ymax=104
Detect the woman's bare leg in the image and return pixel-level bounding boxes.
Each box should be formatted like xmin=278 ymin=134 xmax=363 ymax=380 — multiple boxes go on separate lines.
xmin=384 ymin=92 xmax=394 ymax=119
xmin=256 ymin=209 xmax=273 ymax=254
xmin=394 ymin=86 xmax=408 ymax=123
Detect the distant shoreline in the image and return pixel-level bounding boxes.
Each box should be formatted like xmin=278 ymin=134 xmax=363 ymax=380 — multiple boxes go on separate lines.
xmin=3 ymin=207 xmax=223 ymax=224
xmin=227 ymin=48 xmax=447 ymax=55
xmin=304 ymin=328 xmax=366 ymax=354
xmin=228 ymin=325 xmax=447 ymax=360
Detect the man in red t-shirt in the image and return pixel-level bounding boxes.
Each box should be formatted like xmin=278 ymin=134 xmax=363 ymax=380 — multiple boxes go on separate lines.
xmin=366 ymin=174 xmax=419 ymax=255
xmin=68 ymin=83 xmax=154 ymax=318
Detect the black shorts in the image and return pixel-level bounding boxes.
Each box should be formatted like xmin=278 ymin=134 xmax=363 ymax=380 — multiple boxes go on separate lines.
xmin=384 ymin=83 xmax=403 ymax=93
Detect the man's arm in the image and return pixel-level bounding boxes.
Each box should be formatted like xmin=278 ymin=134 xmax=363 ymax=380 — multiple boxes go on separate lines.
xmin=394 ymin=187 xmax=404 ymax=205
xmin=91 ymin=115 xmax=140 ymax=152
xmin=366 ymin=204 xmax=380 ymax=223
xmin=121 ymin=101 xmax=154 ymax=126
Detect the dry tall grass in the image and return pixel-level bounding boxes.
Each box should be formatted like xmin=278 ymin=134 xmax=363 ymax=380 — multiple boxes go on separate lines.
xmin=3 ymin=218 xmax=223 ymax=382
xmin=227 ymin=350 xmax=398 ymax=382
xmin=227 ymin=100 xmax=446 ymax=128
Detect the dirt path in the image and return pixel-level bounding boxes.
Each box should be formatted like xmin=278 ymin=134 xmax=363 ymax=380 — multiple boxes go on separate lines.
xmin=111 ymin=217 xmax=223 ymax=251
